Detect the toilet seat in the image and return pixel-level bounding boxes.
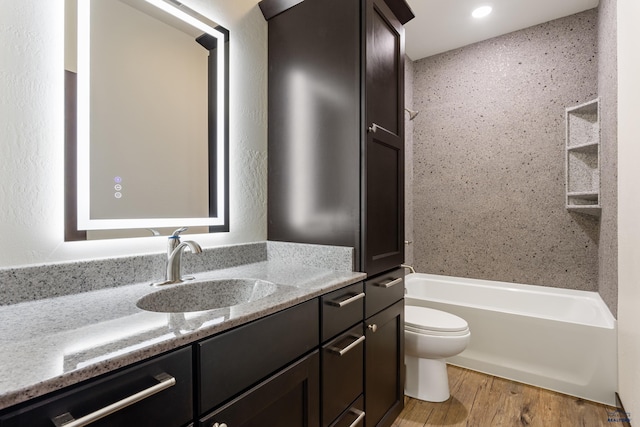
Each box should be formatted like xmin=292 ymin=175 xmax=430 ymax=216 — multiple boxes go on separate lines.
xmin=405 ymin=306 xmax=469 ymax=336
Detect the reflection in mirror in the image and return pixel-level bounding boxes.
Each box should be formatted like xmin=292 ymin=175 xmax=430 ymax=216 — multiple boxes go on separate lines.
xmin=65 ymin=0 xmax=229 ymax=240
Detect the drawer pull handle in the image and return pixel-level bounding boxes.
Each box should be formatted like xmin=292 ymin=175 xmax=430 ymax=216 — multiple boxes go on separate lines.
xmin=348 ymin=409 xmax=366 ymax=427
xmin=368 ymin=324 xmax=378 ymax=333
xmin=374 ymin=277 xmax=402 ymax=288
xmin=328 ymin=292 xmax=365 ymax=308
xmin=212 ymin=423 xmax=228 ymax=427
xmin=51 ymin=373 xmax=176 ymax=427
xmin=368 ymin=123 xmax=394 ymax=135
xmin=329 ymin=335 xmax=365 ymax=356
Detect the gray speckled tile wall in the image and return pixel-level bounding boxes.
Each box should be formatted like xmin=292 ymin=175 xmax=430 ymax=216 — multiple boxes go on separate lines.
xmin=597 ymin=0 xmax=618 ymax=316
xmin=411 ymin=9 xmax=600 ymax=291
xmin=266 ymin=241 xmax=354 ymax=272
xmin=0 ymin=242 xmax=267 ymax=306
xmin=404 ymin=56 xmax=415 ymax=266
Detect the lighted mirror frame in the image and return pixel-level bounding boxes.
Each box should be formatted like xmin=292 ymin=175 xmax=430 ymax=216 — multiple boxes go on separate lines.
xmin=74 ymin=0 xmax=229 ymax=232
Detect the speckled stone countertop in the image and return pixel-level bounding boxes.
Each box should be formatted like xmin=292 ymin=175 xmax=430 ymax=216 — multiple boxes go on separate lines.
xmin=0 ymin=242 xmax=365 ymax=411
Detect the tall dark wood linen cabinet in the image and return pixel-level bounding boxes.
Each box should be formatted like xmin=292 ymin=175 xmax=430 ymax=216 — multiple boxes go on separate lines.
xmin=260 ymin=0 xmax=414 ymax=426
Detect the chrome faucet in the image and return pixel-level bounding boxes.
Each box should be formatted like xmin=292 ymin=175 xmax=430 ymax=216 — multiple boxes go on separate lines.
xmin=400 ymin=264 xmax=415 ymax=295
xmin=401 ymin=264 xmax=416 ymax=274
xmin=152 ymin=228 xmax=202 ymax=286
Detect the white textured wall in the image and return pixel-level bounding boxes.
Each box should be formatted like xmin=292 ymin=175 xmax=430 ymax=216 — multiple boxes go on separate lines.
xmin=617 ymin=0 xmax=640 ymax=418
xmin=0 ymin=0 xmax=267 ymax=267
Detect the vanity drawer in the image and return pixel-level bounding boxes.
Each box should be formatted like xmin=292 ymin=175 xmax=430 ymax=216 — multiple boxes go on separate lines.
xmin=0 ymin=347 xmax=193 ymax=427
xmin=322 ymin=324 xmax=364 ymax=427
xmin=321 ymin=282 xmax=365 ymax=342
xmin=330 ymin=396 xmax=365 ymax=427
xmin=197 ymin=299 xmax=319 ymax=415
xmin=365 ymin=268 xmax=404 ymax=318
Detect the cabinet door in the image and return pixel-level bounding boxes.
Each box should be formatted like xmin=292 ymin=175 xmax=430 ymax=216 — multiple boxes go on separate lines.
xmin=363 ymin=0 xmax=405 ymax=276
xmin=266 ymin=0 xmax=362 ymax=251
xmin=364 ymin=300 xmax=404 ymax=427
xmin=199 ymin=351 xmax=320 ymax=427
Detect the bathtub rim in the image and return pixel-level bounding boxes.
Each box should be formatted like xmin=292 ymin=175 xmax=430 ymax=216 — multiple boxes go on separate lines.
xmin=404 ymin=272 xmax=616 ymax=329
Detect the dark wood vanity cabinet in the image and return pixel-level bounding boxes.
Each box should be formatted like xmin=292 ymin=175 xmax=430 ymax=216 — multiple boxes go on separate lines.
xmin=262 ymin=1 xmax=411 ymax=425
xmin=264 ymin=0 xmax=410 ymax=277
xmin=317 ymin=274 xmax=404 ymax=427
xmin=0 ymin=285 xmax=373 ymax=427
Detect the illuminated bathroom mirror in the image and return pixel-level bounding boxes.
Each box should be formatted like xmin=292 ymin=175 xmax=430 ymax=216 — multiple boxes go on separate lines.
xmin=65 ymin=0 xmax=229 ymax=240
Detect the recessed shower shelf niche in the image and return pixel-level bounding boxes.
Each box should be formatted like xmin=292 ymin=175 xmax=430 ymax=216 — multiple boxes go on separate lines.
xmin=565 ymin=98 xmax=600 ymax=217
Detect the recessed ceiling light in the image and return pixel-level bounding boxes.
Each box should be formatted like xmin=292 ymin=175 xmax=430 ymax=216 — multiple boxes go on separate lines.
xmin=472 ymin=5 xmax=493 ymax=19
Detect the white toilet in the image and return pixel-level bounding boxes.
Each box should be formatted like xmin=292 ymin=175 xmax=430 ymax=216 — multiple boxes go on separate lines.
xmin=404 ymin=305 xmax=471 ymax=402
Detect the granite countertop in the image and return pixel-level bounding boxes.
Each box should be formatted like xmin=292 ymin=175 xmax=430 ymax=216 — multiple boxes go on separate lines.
xmin=0 ymin=259 xmax=365 ymax=411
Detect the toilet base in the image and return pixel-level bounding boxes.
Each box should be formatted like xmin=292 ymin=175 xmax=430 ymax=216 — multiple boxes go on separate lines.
xmin=404 ymin=355 xmax=450 ymax=402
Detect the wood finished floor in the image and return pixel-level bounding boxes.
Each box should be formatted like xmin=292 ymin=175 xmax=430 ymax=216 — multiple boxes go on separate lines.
xmin=392 ymin=365 xmax=630 ymax=427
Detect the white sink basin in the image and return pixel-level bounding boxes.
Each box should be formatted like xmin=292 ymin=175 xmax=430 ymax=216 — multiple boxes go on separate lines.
xmin=136 ymin=278 xmax=281 ymax=313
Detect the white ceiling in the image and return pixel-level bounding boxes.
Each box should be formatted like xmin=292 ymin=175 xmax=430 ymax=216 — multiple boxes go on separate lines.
xmin=404 ymin=0 xmax=600 ymax=60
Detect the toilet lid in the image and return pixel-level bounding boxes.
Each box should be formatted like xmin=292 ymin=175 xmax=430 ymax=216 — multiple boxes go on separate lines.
xmin=405 ymin=306 xmax=469 ymax=333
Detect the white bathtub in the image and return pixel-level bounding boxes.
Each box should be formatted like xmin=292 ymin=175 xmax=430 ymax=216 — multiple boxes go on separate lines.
xmin=405 ymin=273 xmax=617 ymax=405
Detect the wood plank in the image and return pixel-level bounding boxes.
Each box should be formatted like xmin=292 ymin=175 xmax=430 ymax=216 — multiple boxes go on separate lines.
xmin=391 ymin=397 xmax=429 ymax=427
xmin=439 ymin=368 xmax=483 ymax=426
xmin=464 ymin=373 xmax=502 ymax=426
xmin=393 ymin=365 xmax=627 ymax=427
